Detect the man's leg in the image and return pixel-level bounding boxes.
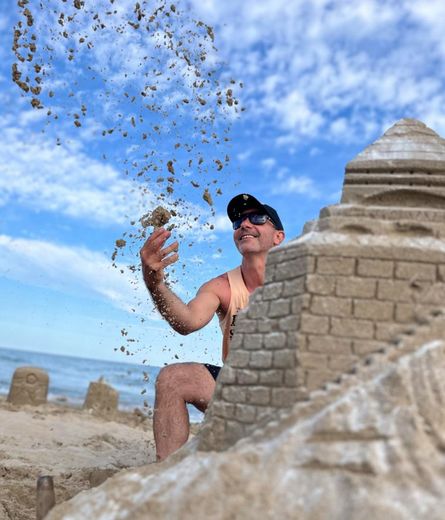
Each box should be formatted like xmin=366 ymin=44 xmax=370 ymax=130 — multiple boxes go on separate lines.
xmin=153 ymin=362 xmax=216 ymax=461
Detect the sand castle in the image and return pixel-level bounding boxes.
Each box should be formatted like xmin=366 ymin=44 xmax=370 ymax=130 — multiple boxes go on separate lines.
xmin=83 ymin=377 xmax=119 ymax=416
xmin=49 ymin=119 xmax=445 ymax=519
xmin=6 ymin=367 xmax=119 ymax=418
xmin=198 ymin=117 xmax=445 ymax=451
xmin=7 ymin=366 xmax=49 ymax=406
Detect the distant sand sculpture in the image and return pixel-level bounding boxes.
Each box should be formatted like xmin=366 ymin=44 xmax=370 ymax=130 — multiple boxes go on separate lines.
xmin=7 ymin=366 xmax=49 ymax=406
xmin=83 ymin=377 xmax=119 ymax=417
xmin=48 ymin=119 xmax=445 ymax=519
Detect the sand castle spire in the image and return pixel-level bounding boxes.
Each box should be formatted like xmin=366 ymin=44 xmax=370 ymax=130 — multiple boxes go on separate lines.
xmin=341 ymin=118 xmax=445 ymax=206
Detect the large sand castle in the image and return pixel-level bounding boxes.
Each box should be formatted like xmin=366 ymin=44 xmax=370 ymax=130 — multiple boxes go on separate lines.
xmin=49 ymin=119 xmax=445 ymax=519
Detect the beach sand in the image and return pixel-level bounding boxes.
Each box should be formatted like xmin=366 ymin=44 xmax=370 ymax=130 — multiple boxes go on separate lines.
xmin=0 ymin=396 xmax=157 ymax=520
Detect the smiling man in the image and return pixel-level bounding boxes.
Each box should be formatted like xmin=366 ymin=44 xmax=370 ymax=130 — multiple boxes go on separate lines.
xmin=140 ymin=193 xmax=285 ymax=461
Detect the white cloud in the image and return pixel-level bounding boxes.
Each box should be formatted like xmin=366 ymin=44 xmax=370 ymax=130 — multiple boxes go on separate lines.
xmin=1 ymin=0 xmax=233 ymax=236
xmin=272 ymin=175 xmax=320 ymax=199
xmin=0 ymin=126 xmax=140 ymax=226
xmin=6 ymin=0 xmax=445 ymax=149
xmin=0 ymin=120 xmax=217 ymax=236
xmin=237 ymin=150 xmax=253 ymax=161
xmin=0 ymin=234 xmax=153 ymax=315
xmin=211 ymin=214 xmax=233 ymax=233
xmin=261 ymin=157 xmax=277 ymax=171
xmin=189 ymin=0 xmax=445 ymax=143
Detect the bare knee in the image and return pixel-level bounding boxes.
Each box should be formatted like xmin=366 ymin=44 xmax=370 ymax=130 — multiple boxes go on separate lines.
xmin=155 ymin=363 xmax=190 ymax=399
xmin=155 ymin=363 xmax=215 ymax=407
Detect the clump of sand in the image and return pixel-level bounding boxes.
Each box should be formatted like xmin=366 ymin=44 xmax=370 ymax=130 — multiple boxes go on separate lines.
xmin=140 ymin=206 xmax=172 ymax=228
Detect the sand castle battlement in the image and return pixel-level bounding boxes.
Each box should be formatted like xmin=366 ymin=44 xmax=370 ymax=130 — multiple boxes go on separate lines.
xmin=198 ymin=118 xmax=445 ymax=451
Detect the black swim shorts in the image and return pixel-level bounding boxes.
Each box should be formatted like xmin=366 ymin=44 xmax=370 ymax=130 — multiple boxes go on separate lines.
xmin=203 ymin=363 xmax=221 ymax=380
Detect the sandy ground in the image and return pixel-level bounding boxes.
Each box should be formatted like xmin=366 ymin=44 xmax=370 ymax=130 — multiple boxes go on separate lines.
xmin=0 ymin=396 xmax=157 ymax=520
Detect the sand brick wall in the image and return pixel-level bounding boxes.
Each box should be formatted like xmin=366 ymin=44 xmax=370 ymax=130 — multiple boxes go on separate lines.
xmin=199 ymin=234 xmax=445 ymax=451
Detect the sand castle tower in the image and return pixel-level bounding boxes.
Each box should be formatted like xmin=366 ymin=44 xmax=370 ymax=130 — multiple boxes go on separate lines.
xmin=199 ymin=118 xmax=445 ymax=451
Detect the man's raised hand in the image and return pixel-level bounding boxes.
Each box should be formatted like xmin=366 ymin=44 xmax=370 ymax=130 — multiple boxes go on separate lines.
xmin=140 ymin=228 xmax=179 ymax=290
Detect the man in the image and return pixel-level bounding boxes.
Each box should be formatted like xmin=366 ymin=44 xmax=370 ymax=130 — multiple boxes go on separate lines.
xmin=140 ymin=193 xmax=285 ymax=461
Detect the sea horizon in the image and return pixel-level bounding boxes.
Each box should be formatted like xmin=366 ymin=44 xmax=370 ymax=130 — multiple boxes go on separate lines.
xmin=0 ymin=343 xmax=158 ymax=368
xmin=0 ymin=345 xmax=204 ymax=422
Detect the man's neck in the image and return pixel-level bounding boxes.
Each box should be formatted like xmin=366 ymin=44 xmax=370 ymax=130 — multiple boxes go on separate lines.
xmin=240 ymin=254 xmax=267 ymax=293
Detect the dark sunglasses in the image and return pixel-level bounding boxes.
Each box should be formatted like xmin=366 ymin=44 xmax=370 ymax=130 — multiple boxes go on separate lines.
xmin=232 ymin=212 xmax=275 ymax=230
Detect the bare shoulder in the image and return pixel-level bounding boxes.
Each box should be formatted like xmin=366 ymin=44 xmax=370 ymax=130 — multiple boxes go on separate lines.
xmin=198 ymin=272 xmax=231 ymax=314
xmin=198 ymin=272 xmax=230 ymax=294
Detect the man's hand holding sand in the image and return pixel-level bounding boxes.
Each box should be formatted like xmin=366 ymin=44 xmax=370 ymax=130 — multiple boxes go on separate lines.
xmin=140 ymin=227 xmax=179 ymax=290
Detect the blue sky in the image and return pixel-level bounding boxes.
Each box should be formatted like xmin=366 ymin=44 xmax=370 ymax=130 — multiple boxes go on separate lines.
xmin=1 ymin=0 xmax=445 ymax=366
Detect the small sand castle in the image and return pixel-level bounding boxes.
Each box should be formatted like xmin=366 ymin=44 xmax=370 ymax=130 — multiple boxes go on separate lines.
xmin=7 ymin=366 xmax=49 ymax=406
xmin=83 ymin=377 xmax=119 ymax=416
xmin=48 ymin=119 xmax=445 ymax=519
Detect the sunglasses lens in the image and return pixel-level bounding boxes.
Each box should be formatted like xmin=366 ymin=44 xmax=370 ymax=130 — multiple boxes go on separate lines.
xmin=250 ymin=214 xmax=268 ymax=225
xmin=233 ymin=213 xmax=268 ymax=229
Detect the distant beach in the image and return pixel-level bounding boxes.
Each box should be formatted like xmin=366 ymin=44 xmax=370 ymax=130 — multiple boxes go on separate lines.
xmin=0 ymin=346 xmax=204 ymax=422
xmin=0 ymin=346 xmax=203 ymax=519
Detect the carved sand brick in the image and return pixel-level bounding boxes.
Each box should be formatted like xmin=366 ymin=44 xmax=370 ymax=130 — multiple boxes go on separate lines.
xmin=353 ymin=299 xmax=394 ymax=321
xmin=298 ymin=352 xmax=328 ymax=370
xmin=249 ymin=351 xmax=273 ymax=369
xmin=258 ymin=369 xmax=283 ymax=385
xmin=234 ymin=404 xmax=256 ymax=423
xmin=377 ymin=279 xmax=419 ymax=301
xmin=306 ymin=274 xmax=336 ymax=295
xmin=311 ymin=295 xmax=352 ymax=317
xmin=331 ymin=317 xmax=374 ymax=338
xmin=357 ymin=259 xmax=394 ymax=278
xmin=307 ymin=334 xmax=351 ymax=354
xmin=263 ymin=332 xmax=286 ymax=349
xmin=395 ymin=261 xmax=436 ymax=281
xmin=282 ymin=277 xmax=305 ymax=296
xmin=352 ymin=339 xmax=383 ymax=355
xmin=305 ymin=369 xmax=335 ymax=391
xmin=328 ymin=354 xmax=359 ymax=371
xmin=268 ymin=299 xmax=291 ymax=317
xmin=236 ymin=369 xmax=259 ymax=385
xmin=317 ymin=256 xmax=355 ymax=275
xmin=246 ymin=387 xmax=270 ymax=406
xmin=336 ymin=277 xmax=376 ymax=298
xmin=271 ymin=387 xmax=298 ymax=407
xmin=300 ymin=313 xmax=330 ymax=334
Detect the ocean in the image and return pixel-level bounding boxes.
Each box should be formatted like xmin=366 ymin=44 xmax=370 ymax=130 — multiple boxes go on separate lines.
xmin=0 ymin=346 xmax=204 ymax=422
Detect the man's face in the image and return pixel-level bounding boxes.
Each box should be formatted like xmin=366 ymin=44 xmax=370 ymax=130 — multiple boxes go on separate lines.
xmin=233 ymin=209 xmax=284 ymax=255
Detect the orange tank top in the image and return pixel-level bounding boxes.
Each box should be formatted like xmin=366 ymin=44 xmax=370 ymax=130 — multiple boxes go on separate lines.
xmin=219 ymin=266 xmax=250 ymax=362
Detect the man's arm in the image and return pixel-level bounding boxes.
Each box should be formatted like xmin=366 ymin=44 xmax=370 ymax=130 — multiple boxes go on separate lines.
xmin=140 ymin=227 xmax=220 ymax=335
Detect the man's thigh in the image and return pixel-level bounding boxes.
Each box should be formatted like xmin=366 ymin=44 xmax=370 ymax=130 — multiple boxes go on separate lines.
xmin=157 ymin=362 xmax=217 ymax=412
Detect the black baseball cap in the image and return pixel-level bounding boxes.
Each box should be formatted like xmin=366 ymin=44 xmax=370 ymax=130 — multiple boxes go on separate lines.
xmin=227 ymin=193 xmax=284 ymax=231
